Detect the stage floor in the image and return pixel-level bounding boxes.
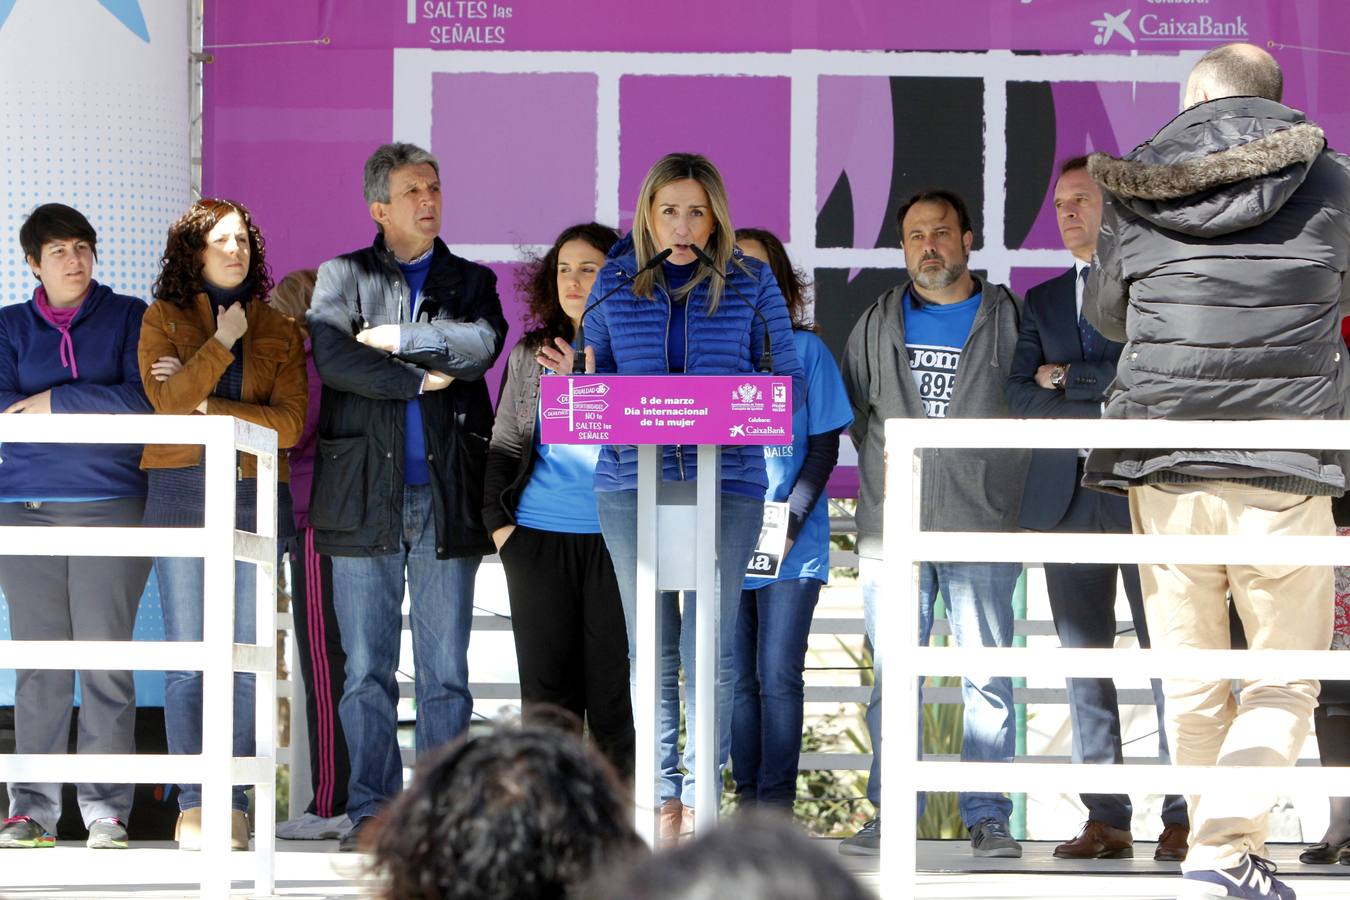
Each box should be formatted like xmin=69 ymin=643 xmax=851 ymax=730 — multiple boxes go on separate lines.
xmin=2 ymin=841 xmax=1348 ymax=898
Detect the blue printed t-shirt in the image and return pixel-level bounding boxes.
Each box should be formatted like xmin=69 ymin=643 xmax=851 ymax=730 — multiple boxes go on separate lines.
xmin=743 ymin=330 xmax=853 ymax=588
xmin=902 ymin=287 xmax=981 ymax=418
xmin=514 ymin=373 xmax=603 ymax=533
xmin=400 ymin=252 xmax=433 ymax=485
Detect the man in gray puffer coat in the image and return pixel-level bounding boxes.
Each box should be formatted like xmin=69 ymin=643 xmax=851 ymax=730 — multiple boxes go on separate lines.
xmin=1083 ymin=43 xmax=1350 ymax=899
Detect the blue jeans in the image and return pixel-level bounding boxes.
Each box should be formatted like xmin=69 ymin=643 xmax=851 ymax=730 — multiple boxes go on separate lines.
xmin=331 ymin=484 xmax=480 ymax=823
xmin=862 ymin=556 xmax=1021 ymax=828
xmin=157 ymin=556 xmax=257 ymax=812
xmin=597 ymin=490 xmax=762 ymax=808
xmin=732 ymin=577 xmax=821 ymax=808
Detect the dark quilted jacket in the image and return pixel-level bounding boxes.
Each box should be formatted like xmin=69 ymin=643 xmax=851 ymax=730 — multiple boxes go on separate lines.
xmin=585 ymin=235 xmax=805 ymax=495
xmin=1083 ymin=96 xmax=1350 ymax=493
xmin=307 ymin=235 xmax=508 ymax=558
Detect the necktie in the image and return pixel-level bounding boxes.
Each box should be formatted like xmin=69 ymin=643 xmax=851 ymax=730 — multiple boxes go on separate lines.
xmin=1077 ymin=265 xmax=1102 ymax=361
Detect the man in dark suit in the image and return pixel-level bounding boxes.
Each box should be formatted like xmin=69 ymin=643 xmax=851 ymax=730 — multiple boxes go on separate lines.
xmin=1005 ymin=156 xmax=1189 ymax=863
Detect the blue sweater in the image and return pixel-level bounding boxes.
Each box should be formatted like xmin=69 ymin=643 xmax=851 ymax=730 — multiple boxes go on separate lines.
xmin=586 ymin=236 xmax=805 ymax=497
xmin=400 ymin=253 xmax=433 ymax=486
xmin=0 ymin=283 xmax=152 ymax=501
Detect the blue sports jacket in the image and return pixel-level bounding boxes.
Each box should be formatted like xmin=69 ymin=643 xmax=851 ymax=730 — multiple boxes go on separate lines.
xmin=585 ymin=236 xmax=805 ymax=496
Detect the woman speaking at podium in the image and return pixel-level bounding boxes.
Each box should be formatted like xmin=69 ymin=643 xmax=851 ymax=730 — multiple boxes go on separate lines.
xmin=579 ymin=152 xmax=804 ymax=836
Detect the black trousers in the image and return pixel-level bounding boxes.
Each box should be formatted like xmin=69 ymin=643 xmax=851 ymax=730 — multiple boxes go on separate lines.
xmin=286 ymin=528 xmax=350 ymax=818
xmin=499 ymin=526 xmax=635 ymax=780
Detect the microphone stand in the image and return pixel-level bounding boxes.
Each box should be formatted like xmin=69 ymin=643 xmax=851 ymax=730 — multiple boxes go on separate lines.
xmin=689 ymin=243 xmax=774 ymax=374
xmin=572 ymin=247 xmax=673 ymax=373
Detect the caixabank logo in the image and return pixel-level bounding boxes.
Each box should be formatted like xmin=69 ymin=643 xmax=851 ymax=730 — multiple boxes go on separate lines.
xmin=1093 ymin=4 xmax=1249 ymax=47
xmin=1091 ymin=10 xmax=1136 ymax=45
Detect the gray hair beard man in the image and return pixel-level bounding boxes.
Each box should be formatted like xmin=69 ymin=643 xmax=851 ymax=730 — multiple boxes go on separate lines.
xmin=840 ymin=190 xmax=1029 ymax=860
xmin=1083 ymin=42 xmax=1350 ymax=900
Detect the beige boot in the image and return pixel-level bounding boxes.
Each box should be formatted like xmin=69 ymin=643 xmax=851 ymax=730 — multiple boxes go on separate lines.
xmin=658 ymin=799 xmax=683 ymax=844
xmin=174 ymin=808 xmax=250 ymax=850
xmin=231 ymin=810 xmax=251 ymax=850
xmin=680 ymin=806 xmax=697 ymax=841
xmin=174 ymin=808 xmax=201 ymax=851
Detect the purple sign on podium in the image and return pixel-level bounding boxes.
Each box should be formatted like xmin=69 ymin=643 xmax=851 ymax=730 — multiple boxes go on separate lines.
xmin=538 ymin=375 xmax=792 ymax=445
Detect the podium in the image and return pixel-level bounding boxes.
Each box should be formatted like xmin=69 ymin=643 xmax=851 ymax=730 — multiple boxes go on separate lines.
xmin=540 ymin=373 xmax=792 ymax=843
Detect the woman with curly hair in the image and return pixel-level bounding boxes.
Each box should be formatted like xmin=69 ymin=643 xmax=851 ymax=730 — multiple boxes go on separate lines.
xmin=364 ymin=723 xmax=643 ymax=900
xmin=138 ymin=198 xmax=307 ymax=850
xmin=482 ymin=222 xmax=634 ymax=779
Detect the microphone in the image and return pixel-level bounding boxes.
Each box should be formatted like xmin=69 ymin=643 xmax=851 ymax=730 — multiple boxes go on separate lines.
xmin=572 ymin=248 xmax=673 ymax=373
xmin=689 ymin=243 xmax=773 ymax=374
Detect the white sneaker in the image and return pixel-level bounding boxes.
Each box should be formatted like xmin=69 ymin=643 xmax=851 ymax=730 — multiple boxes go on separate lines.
xmin=276 ymin=813 xmax=349 ymax=841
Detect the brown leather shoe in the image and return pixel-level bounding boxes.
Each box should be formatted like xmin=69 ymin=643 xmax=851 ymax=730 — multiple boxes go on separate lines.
xmin=1053 ymin=820 xmax=1133 ymax=859
xmin=658 ymin=799 xmax=683 ymax=843
xmin=1153 ymin=824 xmax=1189 ymax=862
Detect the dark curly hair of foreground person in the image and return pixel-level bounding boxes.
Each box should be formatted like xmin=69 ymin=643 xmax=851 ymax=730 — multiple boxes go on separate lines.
xmin=362 ymin=722 xmax=644 ymax=900
xmin=585 ymin=811 xmax=874 ymax=900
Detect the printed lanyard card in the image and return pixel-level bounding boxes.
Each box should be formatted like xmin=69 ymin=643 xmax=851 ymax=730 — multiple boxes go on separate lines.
xmin=745 ymin=501 xmax=789 ymax=580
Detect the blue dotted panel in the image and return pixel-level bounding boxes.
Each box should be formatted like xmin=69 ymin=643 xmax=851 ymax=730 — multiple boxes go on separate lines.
xmin=1 ymin=80 xmax=189 ymax=307
xmin=0 ymin=70 xmax=186 ymax=705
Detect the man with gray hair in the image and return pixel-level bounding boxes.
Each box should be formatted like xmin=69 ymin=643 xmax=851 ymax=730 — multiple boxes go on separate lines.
xmin=1084 ymin=43 xmax=1350 ymax=899
xmin=308 ymin=142 xmax=507 ymax=851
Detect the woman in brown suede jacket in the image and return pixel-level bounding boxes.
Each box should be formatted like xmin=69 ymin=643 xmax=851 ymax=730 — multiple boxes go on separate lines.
xmin=138 ymin=198 xmax=306 ymax=851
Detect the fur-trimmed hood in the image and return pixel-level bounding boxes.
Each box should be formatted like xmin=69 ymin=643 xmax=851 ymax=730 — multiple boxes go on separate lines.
xmin=1087 ymin=97 xmax=1327 ymax=237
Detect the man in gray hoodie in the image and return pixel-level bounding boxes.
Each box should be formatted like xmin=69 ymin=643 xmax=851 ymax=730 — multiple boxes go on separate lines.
xmin=1084 ymin=43 xmax=1350 ymax=899
xmin=839 ymin=189 xmax=1029 ymax=859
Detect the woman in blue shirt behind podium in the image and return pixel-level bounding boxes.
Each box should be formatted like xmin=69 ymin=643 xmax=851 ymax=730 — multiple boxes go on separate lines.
xmin=575 ymin=152 xmax=804 ymax=838
xmin=483 ymin=222 xmax=634 ymax=781
xmin=730 ymin=228 xmax=852 ymax=818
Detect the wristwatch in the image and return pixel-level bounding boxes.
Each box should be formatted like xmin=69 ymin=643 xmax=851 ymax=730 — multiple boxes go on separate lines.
xmin=1049 ymin=364 xmax=1068 ymax=389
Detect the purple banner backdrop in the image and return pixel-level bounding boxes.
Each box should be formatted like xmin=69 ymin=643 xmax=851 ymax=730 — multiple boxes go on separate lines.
xmin=1018 ymin=81 xmax=1182 ymax=250
xmin=616 ymin=76 xmax=791 ymax=236
xmin=204 ymin=0 xmax=1350 ymax=406
xmin=432 ymin=72 xmax=598 ymax=245
xmin=207 ymin=2 xmax=1350 ymax=57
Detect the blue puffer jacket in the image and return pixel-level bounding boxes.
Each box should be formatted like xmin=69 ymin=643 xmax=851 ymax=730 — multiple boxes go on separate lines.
xmin=586 ymin=235 xmax=805 ymax=496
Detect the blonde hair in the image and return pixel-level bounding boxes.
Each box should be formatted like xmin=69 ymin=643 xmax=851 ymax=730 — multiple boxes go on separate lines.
xmin=631 ymin=152 xmax=739 ymax=313
xmin=269 ymin=268 xmax=318 ymax=337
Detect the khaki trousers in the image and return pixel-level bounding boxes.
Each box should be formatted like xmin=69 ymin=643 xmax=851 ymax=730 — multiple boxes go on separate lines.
xmin=1129 ymin=482 xmax=1333 ymax=872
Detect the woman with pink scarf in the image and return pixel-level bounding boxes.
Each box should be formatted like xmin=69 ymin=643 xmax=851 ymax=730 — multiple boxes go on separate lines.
xmin=0 ymin=204 xmax=153 ymax=851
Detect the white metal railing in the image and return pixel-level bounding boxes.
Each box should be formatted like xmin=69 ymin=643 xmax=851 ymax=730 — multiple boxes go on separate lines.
xmin=276 ymin=500 xmax=1159 ymax=810
xmin=0 ymin=414 xmax=277 ymax=897
xmin=881 ymin=418 xmax=1350 ymax=890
